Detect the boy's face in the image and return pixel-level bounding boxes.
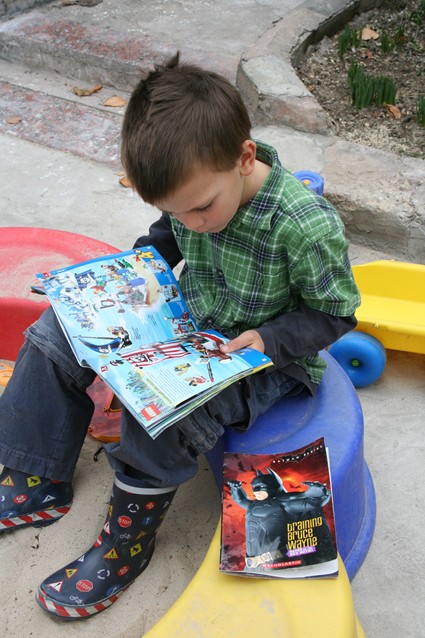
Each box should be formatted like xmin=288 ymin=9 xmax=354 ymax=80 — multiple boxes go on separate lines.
xmin=156 ymin=141 xmax=256 ymax=234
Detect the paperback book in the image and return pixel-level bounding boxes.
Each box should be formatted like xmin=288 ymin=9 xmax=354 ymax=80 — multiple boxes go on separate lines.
xmin=220 ymin=437 xmax=338 ymax=579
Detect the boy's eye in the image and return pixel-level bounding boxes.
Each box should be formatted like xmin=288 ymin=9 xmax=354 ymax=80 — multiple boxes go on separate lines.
xmin=196 ymin=202 xmax=213 ymax=213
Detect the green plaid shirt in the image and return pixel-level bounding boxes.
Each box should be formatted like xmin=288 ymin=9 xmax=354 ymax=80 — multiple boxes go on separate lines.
xmin=170 ymin=141 xmax=360 ymax=384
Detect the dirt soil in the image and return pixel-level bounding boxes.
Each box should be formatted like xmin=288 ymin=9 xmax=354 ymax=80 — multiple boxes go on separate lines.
xmin=296 ymin=0 xmax=425 ymax=159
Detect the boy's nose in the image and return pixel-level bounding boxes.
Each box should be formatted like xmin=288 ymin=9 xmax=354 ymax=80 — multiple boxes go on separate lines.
xmin=181 ymin=213 xmax=203 ymax=231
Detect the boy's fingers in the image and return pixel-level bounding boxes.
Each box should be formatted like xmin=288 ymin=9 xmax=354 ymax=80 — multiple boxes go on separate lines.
xmin=220 ymin=330 xmax=265 ymax=353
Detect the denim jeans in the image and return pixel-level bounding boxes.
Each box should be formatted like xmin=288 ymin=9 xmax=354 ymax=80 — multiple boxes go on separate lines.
xmin=0 ymin=308 xmax=303 ymax=488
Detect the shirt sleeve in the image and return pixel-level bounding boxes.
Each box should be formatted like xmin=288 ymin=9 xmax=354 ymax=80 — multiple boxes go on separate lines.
xmin=257 ymin=228 xmax=361 ymax=370
xmin=257 ymin=302 xmax=357 ymax=369
xmin=132 ymin=213 xmax=183 ymax=268
xmin=290 ymin=231 xmax=361 ymax=318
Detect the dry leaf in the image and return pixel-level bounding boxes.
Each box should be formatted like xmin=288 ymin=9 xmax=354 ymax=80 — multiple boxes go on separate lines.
xmin=7 ymin=116 xmax=22 ymax=125
xmin=103 ymin=96 xmax=127 ymax=108
xmin=362 ymin=27 xmax=380 ymax=41
xmin=385 ymin=104 xmax=402 ymax=119
xmin=72 ymin=84 xmax=102 ymax=97
xmin=119 ymin=175 xmax=133 ymax=188
xmin=360 ymin=48 xmax=374 ymax=60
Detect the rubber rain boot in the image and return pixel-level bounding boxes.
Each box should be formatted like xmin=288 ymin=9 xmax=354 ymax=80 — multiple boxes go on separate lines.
xmin=36 ymin=472 xmax=177 ymax=618
xmin=0 ymin=466 xmax=73 ymax=533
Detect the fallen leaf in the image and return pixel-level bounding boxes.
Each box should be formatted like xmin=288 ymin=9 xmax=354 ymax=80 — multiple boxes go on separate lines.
xmin=7 ymin=116 xmax=22 ymax=125
xmin=72 ymin=84 xmax=103 ymax=97
xmin=360 ymin=48 xmax=374 ymax=60
xmin=103 ymin=95 xmax=127 ymax=108
xmin=362 ymin=27 xmax=379 ymax=41
xmin=119 ymin=175 xmax=133 ymax=188
xmin=385 ymin=104 xmax=402 ymax=119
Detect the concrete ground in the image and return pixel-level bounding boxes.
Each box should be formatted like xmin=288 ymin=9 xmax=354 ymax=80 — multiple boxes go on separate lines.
xmin=0 ymin=1 xmax=424 ymax=637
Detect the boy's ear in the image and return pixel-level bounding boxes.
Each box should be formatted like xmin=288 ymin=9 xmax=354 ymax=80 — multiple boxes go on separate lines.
xmin=239 ymin=139 xmax=256 ymax=175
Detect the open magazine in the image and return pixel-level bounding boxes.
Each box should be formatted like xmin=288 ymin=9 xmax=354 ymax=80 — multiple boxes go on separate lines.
xmin=37 ymin=246 xmax=272 ymax=439
xmin=220 ymin=437 xmax=338 ymax=579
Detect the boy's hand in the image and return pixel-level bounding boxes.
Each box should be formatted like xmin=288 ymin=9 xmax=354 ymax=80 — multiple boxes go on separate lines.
xmin=220 ymin=330 xmax=265 ymax=354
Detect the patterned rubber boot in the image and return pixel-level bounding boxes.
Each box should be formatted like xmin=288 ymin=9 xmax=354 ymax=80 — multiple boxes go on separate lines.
xmin=0 ymin=466 xmax=73 ymax=533
xmin=36 ymin=472 xmax=177 ymax=619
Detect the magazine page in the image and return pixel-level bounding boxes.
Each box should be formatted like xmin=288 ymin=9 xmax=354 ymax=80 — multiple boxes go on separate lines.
xmin=37 ymin=247 xmax=272 ymax=438
xmin=140 ymin=334 xmax=272 ymax=438
xmin=220 ymin=437 xmax=338 ymax=579
xmin=117 ymin=329 xmax=272 ymax=437
xmin=37 ymin=246 xmax=197 ymax=361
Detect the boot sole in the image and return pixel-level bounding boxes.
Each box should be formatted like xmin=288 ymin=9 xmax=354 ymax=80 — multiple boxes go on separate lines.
xmin=0 ymin=504 xmax=72 ymax=533
xmin=35 ymin=543 xmax=155 ymax=619
xmin=35 ymin=582 xmax=130 ymax=619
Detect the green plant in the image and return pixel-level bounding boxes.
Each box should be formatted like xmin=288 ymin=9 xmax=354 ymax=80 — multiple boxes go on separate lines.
xmin=380 ymin=31 xmax=394 ymax=53
xmin=380 ymin=27 xmax=405 ymax=54
xmin=338 ymin=25 xmax=362 ymax=58
xmin=393 ymin=25 xmax=406 ymax=48
xmin=348 ymin=62 xmax=397 ymax=109
xmin=411 ymin=0 xmax=425 ymax=26
xmin=417 ymin=96 xmax=425 ymax=127
xmin=348 ymin=62 xmax=372 ymax=108
xmin=338 ymin=25 xmax=349 ymax=58
xmin=374 ymin=75 xmax=397 ymax=105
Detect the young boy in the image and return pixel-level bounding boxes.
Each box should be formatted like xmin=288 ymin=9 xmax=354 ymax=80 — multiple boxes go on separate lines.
xmin=0 ymin=53 xmax=360 ymax=619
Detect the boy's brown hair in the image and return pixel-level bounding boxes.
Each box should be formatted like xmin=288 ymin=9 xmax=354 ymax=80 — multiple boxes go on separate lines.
xmin=121 ymin=53 xmax=251 ymax=204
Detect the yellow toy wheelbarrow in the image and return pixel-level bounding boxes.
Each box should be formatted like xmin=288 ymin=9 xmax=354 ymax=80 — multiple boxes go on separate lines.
xmin=328 ymin=260 xmax=425 ymax=387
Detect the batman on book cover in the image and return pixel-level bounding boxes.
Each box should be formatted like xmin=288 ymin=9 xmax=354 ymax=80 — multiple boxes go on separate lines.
xmin=222 ymin=439 xmax=337 ymax=575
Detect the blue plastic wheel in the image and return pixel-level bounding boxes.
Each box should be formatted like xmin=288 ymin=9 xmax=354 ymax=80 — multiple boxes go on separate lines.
xmin=292 ymin=170 xmax=325 ymax=195
xmin=328 ymin=332 xmax=387 ymax=388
